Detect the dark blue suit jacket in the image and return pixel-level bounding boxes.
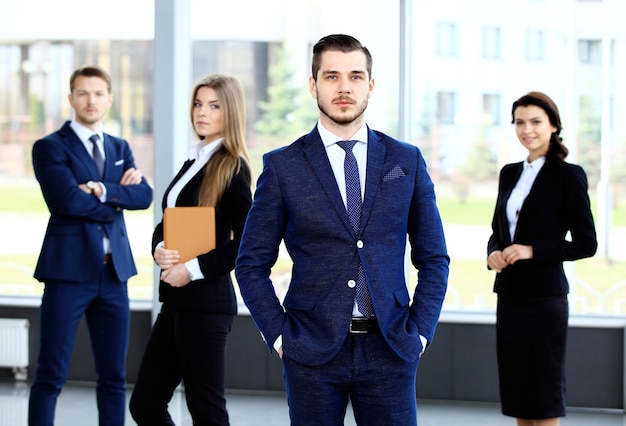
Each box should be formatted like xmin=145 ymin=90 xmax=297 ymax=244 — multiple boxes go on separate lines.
xmin=33 ymin=121 xmax=153 ymax=283
xmin=236 ymin=127 xmax=449 ymax=365
xmin=487 ymin=160 xmax=597 ymax=297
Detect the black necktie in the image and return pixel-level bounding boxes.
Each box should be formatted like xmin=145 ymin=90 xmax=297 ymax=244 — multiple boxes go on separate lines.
xmin=89 ymin=134 xmax=104 ymax=179
xmin=337 ymin=140 xmax=374 ymax=317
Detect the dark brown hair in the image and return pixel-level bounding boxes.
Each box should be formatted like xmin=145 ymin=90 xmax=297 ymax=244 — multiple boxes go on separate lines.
xmin=511 ymin=91 xmax=568 ymax=162
xmin=311 ymin=34 xmax=372 ymax=81
xmin=69 ymin=65 xmax=112 ymax=93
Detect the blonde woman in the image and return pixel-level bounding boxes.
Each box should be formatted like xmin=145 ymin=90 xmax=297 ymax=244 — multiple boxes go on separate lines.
xmin=130 ymin=74 xmax=253 ymax=425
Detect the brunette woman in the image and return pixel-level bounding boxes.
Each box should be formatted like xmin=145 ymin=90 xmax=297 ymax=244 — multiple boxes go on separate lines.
xmin=487 ymin=91 xmax=597 ymax=426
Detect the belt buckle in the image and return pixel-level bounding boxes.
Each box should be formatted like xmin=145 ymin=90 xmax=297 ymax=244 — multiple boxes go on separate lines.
xmin=349 ymin=318 xmax=369 ymax=334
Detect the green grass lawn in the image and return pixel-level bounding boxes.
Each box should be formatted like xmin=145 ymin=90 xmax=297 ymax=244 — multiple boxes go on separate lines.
xmin=1 ymin=183 xmax=624 ymax=316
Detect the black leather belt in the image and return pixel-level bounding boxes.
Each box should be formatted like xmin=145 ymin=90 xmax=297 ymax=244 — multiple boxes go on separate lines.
xmin=103 ymin=254 xmax=112 ymax=264
xmin=349 ymin=317 xmax=378 ymax=334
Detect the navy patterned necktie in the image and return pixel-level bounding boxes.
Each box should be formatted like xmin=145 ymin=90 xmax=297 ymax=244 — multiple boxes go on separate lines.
xmin=337 ymin=140 xmax=374 ymax=317
xmin=89 ymin=134 xmax=104 ymax=179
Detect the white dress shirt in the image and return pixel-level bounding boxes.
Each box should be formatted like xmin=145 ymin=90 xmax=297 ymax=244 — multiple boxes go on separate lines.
xmin=506 ymin=156 xmax=545 ymax=240
xmin=160 ymin=138 xmax=223 ymax=281
xmin=70 ymin=120 xmax=110 ymax=253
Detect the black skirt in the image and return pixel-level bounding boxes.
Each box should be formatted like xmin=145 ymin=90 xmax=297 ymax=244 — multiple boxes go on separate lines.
xmin=496 ymin=294 xmax=568 ymax=419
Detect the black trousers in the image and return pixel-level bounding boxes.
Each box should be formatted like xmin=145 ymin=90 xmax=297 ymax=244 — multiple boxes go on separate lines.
xmin=130 ymin=309 xmax=234 ymax=425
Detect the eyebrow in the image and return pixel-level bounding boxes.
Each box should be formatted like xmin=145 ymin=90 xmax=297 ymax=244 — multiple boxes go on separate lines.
xmin=321 ymin=70 xmax=367 ymax=76
xmin=515 ymin=116 xmax=543 ymax=121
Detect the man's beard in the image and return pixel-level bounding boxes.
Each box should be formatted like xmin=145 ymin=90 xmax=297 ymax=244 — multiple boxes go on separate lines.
xmin=317 ymin=97 xmax=368 ymax=125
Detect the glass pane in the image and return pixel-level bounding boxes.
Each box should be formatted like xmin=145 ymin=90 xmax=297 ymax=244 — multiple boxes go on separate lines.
xmin=1 ymin=0 xmax=624 ymax=319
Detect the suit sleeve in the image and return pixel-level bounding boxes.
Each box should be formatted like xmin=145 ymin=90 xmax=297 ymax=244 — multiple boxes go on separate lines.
xmin=407 ymin=149 xmax=450 ymax=344
xmin=33 ymin=137 xmax=121 ymax=221
xmin=235 ymin=153 xmax=288 ymax=351
xmin=532 ymin=165 xmax=597 ymax=262
xmin=486 ymin=166 xmax=509 ymax=259
xmin=101 ymin=140 xmax=152 ymax=211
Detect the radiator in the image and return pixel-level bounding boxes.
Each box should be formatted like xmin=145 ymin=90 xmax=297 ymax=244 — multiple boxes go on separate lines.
xmin=0 ymin=318 xmax=29 ymax=380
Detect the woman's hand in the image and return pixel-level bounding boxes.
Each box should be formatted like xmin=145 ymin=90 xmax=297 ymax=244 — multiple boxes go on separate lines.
xmin=502 ymin=244 xmax=533 ymax=265
xmin=160 ymin=263 xmax=191 ymax=288
xmin=154 ymin=246 xmax=180 ymax=269
xmin=489 ymin=245 xmax=533 ymax=273
xmin=487 ymin=250 xmax=507 ymax=273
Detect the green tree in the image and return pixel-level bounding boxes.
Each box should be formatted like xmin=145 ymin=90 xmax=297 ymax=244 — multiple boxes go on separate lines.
xmin=255 ymin=43 xmax=317 ymax=140
xmin=578 ymin=95 xmax=601 ymax=186
xmin=451 ymin=126 xmax=497 ymax=204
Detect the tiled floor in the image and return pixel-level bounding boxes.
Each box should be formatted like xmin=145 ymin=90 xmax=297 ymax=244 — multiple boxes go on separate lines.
xmin=1 ymin=380 xmax=624 ymax=425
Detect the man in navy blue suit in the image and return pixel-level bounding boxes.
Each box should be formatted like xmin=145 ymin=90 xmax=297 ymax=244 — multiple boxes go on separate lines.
xmin=28 ymin=65 xmax=152 ymax=426
xmin=236 ymin=34 xmax=449 ymax=425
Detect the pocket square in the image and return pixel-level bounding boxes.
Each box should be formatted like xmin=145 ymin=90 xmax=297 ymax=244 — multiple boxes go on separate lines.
xmin=114 ymin=159 xmax=124 ymax=166
xmin=383 ymin=165 xmax=406 ymax=182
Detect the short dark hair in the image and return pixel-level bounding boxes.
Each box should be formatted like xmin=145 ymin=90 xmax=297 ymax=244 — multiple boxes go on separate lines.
xmin=511 ymin=91 xmax=568 ymax=162
xmin=311 ymin=34 xmax=372 ymax=81
xmin=69 ymin=65 xmax=112 ymax=93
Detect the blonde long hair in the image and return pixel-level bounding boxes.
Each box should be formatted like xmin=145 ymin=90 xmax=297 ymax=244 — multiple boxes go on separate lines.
xmin=190 ymin=74 xmax=252 ymax=206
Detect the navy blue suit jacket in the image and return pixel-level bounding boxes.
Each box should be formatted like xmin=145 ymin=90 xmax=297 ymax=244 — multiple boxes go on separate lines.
xmin=487 ymin=160 xmax=597 ymax=297
xmin=236 ymin=127 xmax=449 ymax=365
xmin=33 ymin=121 xmax=153 ymax=283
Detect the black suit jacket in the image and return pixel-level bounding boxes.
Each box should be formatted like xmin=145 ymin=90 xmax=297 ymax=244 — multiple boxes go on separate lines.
xmin=152 ymin=158 xmax=252 ymax=314
xmin=487 ymin=160 xmax=597 ymax=297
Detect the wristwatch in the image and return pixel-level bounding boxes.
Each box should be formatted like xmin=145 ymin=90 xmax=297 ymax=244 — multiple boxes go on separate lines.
xmin=86 ymin=181 xmax=97 ymax=195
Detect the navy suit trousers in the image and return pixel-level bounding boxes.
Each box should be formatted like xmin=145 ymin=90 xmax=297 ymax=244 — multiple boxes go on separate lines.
xmin=282 ymin=332 xmax=419 ymax=426
xmin=28 ymin=263 xmax=129 ymax=426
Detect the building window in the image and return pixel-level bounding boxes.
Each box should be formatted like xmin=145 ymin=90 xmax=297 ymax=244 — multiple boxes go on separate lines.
xmin=436 ymin=91 xmax=456 ymax=125
xmin=525 ymin=29 xmax=545 ymax=61
xmin=482 ymin=26 xmax=501 ymax=59
xmin=482 ymin=93 xmax=501 ymax=126
xmin=578 ymin=39 xmax=601 ymax=64
xmin=436 ymin=23 xmax=457 ymax=57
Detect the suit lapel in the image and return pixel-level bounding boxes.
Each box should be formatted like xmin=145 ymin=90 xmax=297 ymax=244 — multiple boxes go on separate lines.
xmin=359 ymin=128 xmax=384 ymax=235
xmin=60 ymin=122 xmax=101 ymax=179
xmin=501 ymin=163 xmax=523 ymax=208
xmin=161 ymin=159 xmax=196 ymax=209
xmin=303 ymin=129 xmax=355 ymax=236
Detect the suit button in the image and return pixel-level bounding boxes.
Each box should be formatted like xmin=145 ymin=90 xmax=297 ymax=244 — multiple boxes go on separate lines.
xmin=347 ymin=280 xmax=356 ymax=288
xmin=356 ymin=240 xmax=364 ymax=248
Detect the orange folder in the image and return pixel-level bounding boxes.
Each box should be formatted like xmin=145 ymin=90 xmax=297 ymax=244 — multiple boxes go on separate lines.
xmin=163 ymin=206 xmax=216 ymax=263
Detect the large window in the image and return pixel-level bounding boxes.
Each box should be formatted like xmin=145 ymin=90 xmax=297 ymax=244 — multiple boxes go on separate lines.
xmin=481 ymin=26 xmax=502 ymax=59
xmin=436 ymin=91 xmax=456 ymax=125
xmin=1 ymin=0 xmax=624 ymax=318
xmin=435 ymin=23 xmax=458 ymax=57
xmin=482 ymin=93 xmax=501 ymax=126
xmin=525 ymin=29 xmax=545 ymax=61
xmin=578 ymin=39 xmax=602 ymax=64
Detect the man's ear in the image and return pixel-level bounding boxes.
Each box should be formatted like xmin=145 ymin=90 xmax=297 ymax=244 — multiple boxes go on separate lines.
xmin=308 ymin=76 xmax=317 ymax=99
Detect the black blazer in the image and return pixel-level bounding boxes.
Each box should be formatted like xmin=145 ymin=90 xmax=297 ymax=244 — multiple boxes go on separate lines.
xmin=152 ymin=158 xmax=252 ymax=314
xmin=487 ymin=160 xmax=597 ymax=297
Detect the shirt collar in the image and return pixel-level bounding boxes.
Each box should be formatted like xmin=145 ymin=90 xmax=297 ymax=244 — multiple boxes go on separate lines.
xmin=316 ymin=121 xmax=368 ymax=148
xmin=70 ymin=120 xmax=103 ymax=143
xmin=523 ymin=156 xmax=546 ymax=175
xmin=190 ymin=137 xmax=223 ymax=161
